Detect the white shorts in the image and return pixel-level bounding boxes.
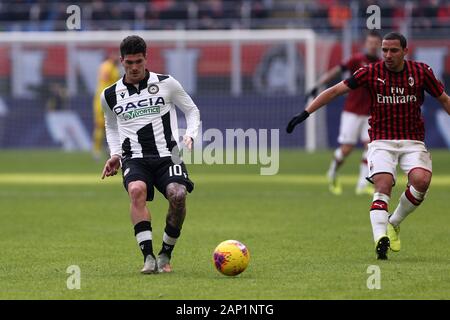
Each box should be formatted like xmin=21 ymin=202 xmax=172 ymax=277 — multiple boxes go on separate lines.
xmin=366 ymin=140 xmax=432 ymax=185
xmin=337 ymin=111 xmax=370 ymax=145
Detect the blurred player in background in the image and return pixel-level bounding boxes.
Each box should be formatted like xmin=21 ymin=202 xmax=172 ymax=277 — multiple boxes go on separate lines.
xmin=305 ymin=30 xmax=382 ymax=195
xmin=101 ymin=36 xmax=200 ymax=273
xmin=287 ymin=32 xmax=450 ymax=260
xmin=92 ymin=50 xmax=120 ymax=160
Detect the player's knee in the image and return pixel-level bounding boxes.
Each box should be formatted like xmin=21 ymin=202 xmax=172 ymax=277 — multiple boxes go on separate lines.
xmin=128 ymin=182 xmax=147 ymax=203
xmin=409 ymin=170 xmax=431 ymax=192
xmin=166 ymin=183 xmax=186 ymax=206
xmin=411 ymin=177 xmax=431 ymax=193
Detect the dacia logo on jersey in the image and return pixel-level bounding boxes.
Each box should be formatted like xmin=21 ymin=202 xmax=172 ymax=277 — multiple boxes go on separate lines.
xmin=113 ymin=97 xmax=165 ymax=115
xmin=113 ymin=97 xmax=165 ymax=120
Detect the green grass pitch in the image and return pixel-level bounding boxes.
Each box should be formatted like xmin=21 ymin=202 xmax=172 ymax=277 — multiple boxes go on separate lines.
xmin=0 ymin=149 xmax=449 ymax=299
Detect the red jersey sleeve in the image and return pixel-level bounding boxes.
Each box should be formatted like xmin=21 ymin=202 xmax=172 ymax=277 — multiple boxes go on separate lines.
xmin=422 ymin=64 xmax=444 ymax=97
xmin=341 ymin=56 xmax=356 ymax=71
xmin=343 ymin=66 xmax=369 ymax=89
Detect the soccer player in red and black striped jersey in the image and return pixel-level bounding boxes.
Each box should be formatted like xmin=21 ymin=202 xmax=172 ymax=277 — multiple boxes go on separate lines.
xmin=305 ymin=31 xmax=382 ymax=196
xmin=286 ymin=32 xmax=450 ymax=260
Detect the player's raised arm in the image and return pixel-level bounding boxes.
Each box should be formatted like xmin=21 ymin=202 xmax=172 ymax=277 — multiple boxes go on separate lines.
xmin=169 ymin=77 xmax=201 ymax=150
xmin=286 ymin=81 xmax=351 ymax=133
xmin=305 ymin=65 xmax=343 ymax=100
xmin=437 ymin=92 xmax=450 ymax=115
xmin=305 ymin=81 xmax=351 ymax=114
xmin=286 ymin=65 xmax=369 ymax=133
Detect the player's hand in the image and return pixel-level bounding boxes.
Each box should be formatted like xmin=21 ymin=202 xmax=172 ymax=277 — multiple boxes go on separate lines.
xmin=286 ymin=110 xmax=310 ymax=134
xmin=101 ymin=155 xmax=121 ymax=179
xmin=183 ymin=135 xmax=193 ymax=151
xmin=305 ymin=87 xmax=318 ymax=101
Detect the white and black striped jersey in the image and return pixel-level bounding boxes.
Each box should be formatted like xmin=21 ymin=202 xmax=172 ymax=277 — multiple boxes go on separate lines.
xmin=101 ymin=70 xmax=200 ymax=159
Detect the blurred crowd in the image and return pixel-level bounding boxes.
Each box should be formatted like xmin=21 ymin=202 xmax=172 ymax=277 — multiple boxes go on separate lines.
xmin=308 ymin=0 xmax=450 ymax=29
xmin=0 ymin=0 xmax=270 ymax=30
xmin=0 ymin=0 xmax=449 ymax=31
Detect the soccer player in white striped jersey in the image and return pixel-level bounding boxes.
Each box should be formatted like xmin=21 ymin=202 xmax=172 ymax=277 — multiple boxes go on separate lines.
xmin=101 ymin=35 xmax=200 ymax=274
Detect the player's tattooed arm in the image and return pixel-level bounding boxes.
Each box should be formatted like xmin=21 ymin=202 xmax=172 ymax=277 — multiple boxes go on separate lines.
xmin=437 ymin=92 xmax=450 ymax=115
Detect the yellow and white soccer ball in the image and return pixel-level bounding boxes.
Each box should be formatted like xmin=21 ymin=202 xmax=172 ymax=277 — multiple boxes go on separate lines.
xmin=213 ymin=240 xmax=250 ymax=276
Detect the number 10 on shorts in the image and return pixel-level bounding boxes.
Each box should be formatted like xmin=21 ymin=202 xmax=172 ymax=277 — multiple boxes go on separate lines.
xmin=169 ymin=164 xmax=187 ymax=178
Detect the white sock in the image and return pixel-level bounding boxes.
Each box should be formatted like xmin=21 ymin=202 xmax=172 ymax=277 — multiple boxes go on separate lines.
xmin=370 ymin=210 xmax=389 ymax=241
xmin=328 ymin=148 xmax=344 ymax=179
xmin=163 ymin=232 xmax=178 ymax=246
xmin=136 ymin=230 xmax=152 ymax=244
xmin=389 ymin=185 xmax=425 ymax=227
xmin=370 ymin=192 xmax=390 ymax=241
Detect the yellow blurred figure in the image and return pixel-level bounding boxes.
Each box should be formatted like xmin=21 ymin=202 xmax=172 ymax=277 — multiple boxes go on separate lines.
xmin=93 ymin=52 xmax=120 ymax=159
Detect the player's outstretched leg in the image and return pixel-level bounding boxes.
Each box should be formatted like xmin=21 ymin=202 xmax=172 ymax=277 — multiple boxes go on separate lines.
xmin=388 ymin=169 xmax=431 ymax=252
xmin=370 ymin=174 xmax=393 ymax=260
xmin=158 ymin=183 xmax=187 ymax=273
xmin=327 ymin=145 xmax=352 ymax=195
xmin=129 ymin=181 xmax=157 ymax=274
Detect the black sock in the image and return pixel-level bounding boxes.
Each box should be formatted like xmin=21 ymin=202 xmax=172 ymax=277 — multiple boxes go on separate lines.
xmin=159 ymin=224 xmax=181 ymax=258
xmin=134 ymin=221 xmax=154 ymax=261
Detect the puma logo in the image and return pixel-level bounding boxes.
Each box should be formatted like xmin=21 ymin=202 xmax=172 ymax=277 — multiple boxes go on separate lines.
xmin=377 ymin=78 xmax=386 ymax=84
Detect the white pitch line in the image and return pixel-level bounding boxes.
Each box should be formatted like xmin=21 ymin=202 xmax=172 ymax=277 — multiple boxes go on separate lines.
xmin=1 ymin=173 xmax=450 ymax=186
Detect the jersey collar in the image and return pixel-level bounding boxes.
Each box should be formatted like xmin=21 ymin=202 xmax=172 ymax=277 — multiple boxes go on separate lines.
xmin=122 ymin=70 xmax=150 ymax=95
xmin=148 ymin=72 xmax=160 ymax=83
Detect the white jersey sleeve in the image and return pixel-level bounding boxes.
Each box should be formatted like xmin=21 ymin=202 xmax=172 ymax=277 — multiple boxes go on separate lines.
xmin=101 ymin=90 xmax=121 ymax=157
xmin=169 ymin=77 xmax=201 ymax=140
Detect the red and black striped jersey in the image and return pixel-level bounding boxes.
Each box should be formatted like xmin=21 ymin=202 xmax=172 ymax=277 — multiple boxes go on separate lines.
xmin=344 ymin=60 xmax=444 ymax=141
xmin=341 ymin=53 xmax=380 ymax=116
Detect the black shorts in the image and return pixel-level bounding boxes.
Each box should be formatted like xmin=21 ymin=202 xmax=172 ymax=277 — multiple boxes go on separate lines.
xmin=121 ymin=157 xmax=194 ymax=201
